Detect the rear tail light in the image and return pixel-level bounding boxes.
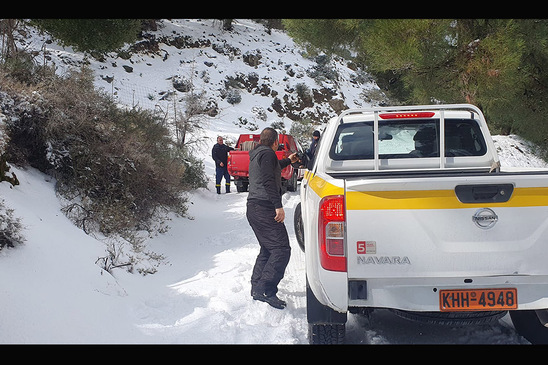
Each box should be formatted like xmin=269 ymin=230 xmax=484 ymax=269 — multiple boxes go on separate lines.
xmin=379 ymin=112 xmax=435 ymax=119
xmin=319 ymin=195 xmax=346 ymax=272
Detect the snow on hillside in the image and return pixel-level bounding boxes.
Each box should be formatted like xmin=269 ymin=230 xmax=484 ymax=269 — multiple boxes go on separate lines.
xmin=24 ymin=19 xmax=379 ymax=137
xmin=0 ymin=19 xmax=545 ymax=344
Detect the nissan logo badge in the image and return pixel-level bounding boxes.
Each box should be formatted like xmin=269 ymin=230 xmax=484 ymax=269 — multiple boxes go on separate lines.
xmin=472 ymin=208 xmax=498 ymax=229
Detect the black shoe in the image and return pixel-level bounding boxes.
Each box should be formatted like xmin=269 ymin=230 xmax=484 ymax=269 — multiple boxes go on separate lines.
xmin=252 ymin=293 xmax=286 ymax=309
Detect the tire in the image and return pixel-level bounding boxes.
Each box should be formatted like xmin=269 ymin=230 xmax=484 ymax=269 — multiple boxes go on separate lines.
xmin=391 ymin=309 xmax=506 ymax=326
xmin=236 ymin=180 xmax=248 ymax=192
xmin=287 ymin=171 xmax=298 ymax=192
xmin=294 ymin=202 xmax=305 ymax=252
xmin=510 ymin=310 xmax=548 ymax=344
xmin=308 ymin=323 xmax=345 ymax=344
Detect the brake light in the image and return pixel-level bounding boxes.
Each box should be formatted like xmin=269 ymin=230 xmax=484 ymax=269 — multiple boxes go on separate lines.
xmin=379 ymin=112 xmax=435 ymax=119
xmin=319 ymin=195 xmax=346 ymax=272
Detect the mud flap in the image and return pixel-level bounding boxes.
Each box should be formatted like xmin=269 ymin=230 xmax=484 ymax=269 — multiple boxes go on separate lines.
xmin=306 ymin=278 xmax=347 ymax=324
xmin=535 ymin=309 xmax=548 ymax=327
xmin=510 ymin=310 xmax=548 ymax=344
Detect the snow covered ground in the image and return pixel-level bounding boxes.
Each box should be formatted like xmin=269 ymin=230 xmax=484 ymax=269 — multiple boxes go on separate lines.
xmin=1 ymin=19 xmax=547 ymax=344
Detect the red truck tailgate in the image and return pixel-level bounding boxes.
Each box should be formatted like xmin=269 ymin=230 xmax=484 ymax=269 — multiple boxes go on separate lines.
xmin=227 ymin=150 xmax=250 ymax=177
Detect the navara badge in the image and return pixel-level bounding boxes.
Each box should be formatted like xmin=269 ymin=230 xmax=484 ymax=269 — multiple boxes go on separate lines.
xmin=472 ymin=208 xmax=498 ymax=229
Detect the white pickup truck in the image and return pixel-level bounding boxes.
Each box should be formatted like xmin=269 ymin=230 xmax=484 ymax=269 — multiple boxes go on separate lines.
xmin=294 ymin=104 xmax=548 ymax=344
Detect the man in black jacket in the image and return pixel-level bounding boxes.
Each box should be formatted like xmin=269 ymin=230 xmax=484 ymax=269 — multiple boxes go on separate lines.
xmin=247 ymin=127 xmax=299 ymax=309
xmin=306 ymin=130 xmax=320 ymax=160
xmin=211 ymin=136 xmax=234 ymax=194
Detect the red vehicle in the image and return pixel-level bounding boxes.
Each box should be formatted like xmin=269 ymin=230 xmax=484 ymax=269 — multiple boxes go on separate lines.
xmin=227 ymin=133 xmax=301 ymax=193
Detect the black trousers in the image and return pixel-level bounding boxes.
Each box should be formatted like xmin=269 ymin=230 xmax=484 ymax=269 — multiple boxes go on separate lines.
xmin=246 ymin=201 xmax=291 ymax=297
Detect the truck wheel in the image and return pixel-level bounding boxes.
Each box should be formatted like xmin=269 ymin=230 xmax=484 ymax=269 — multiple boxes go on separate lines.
xmin=236 ymin=181 xmax=248 ymax=192
xmin=392 ymin=309 xmax=505 ymax=326
xmin=308 ymin=323 xmax=345 ymax=344
xmin=287 ymin=171 xmax=298 ymax=192
xmin=510 ymin=309 xmax=548 ymax=344
xmin=294 ymin=203 xmax=305 ymax=252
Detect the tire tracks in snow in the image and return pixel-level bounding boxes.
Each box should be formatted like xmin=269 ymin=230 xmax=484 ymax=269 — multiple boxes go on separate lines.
xmin=133 ymin=182 xmax=308 ymax=344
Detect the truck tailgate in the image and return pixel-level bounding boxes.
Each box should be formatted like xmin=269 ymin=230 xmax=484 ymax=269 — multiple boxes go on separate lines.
xmin=345 ymin=173 xmax=548 ymax=280
xmin=227 ymin=151 xmax=250 ymax=177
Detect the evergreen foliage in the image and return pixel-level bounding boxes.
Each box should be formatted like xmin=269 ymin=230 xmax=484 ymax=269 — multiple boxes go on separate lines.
xmin=283 ymin=19 xmax=548 ymax=155
xmin=0 ymin=198 xmax=25 ymax=250
xmin=31 ymin=19 xmax=142 ymax=54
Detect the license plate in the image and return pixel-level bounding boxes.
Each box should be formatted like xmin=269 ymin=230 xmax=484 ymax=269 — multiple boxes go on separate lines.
xmin=439 ymin=288 xmax=517 ymax=312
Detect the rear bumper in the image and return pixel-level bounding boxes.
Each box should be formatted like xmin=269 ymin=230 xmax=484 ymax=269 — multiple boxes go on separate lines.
xmin=229 ymin=173 xmax=248 ymax=178
xmin=346 ymin=275 xmax=548 ymax=312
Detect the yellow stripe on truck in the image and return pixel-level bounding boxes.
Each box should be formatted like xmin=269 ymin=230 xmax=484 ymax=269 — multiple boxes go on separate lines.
xmin=347 ymin=187 xmax=548 ymax=210
xmin=307 ymin=173 xmax=548 ymax=210
xmin=307 ymin=173 xmax=344 ymax=197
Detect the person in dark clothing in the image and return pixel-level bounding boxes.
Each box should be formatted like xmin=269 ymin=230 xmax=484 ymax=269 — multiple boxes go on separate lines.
xmin=247 ymin=127 xmax=299 ymax=309
xmin=306 ymin=130 xmax=320 ymax=160
xmin=211 ymin=136 xmax=234 ymax=194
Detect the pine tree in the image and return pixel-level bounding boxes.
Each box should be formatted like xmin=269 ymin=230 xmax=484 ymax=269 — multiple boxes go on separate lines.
xmin=284 ymin=19 xmax=548 ymax=153
xmin=31 ymin=19 xmax=142 ymax=54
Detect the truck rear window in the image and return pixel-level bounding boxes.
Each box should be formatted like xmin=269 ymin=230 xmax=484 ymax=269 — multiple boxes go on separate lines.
xmin=329 ymin=118 xmax=487 ymax=160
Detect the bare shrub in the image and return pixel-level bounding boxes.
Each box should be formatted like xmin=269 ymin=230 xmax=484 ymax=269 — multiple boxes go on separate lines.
xmin=4 ymin=66 xmax=193 ymax=238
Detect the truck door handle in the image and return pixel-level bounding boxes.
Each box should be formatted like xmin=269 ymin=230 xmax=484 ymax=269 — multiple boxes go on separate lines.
xmin=455 ymin=184 xmax=514 ymax=203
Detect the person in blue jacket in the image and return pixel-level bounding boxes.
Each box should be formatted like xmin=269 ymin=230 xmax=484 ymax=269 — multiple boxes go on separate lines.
xmin=211 ymin=136 xmax=234 ymax=194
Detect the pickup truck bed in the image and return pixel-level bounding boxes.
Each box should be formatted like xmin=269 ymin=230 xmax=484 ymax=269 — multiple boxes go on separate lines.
xmin=296 ymin=104 xmax=548 ymax=344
